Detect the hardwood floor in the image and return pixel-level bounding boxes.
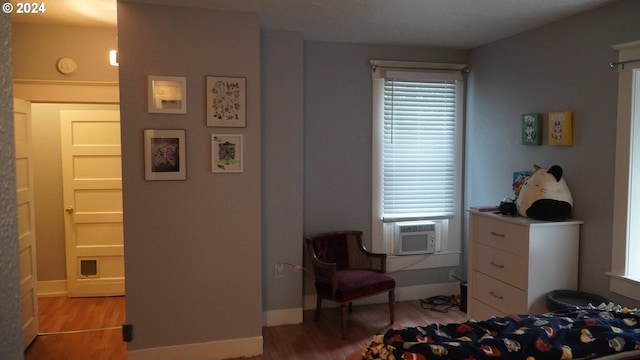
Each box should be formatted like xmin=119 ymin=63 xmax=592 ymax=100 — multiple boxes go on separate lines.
xmin=25 ymin=296 xmax=466 ymax=360
xmin=258 ymin=299 xmax=467 ymax=360
xmin=25 ymin=296 xmax=127 ymax=360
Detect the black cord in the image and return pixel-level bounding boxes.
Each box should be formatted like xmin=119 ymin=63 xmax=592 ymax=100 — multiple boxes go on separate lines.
xmin=419 ymin=295 xmax=460 ymax=313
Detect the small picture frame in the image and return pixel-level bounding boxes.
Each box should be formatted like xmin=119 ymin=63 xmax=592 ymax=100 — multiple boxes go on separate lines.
xmin=148 ymin=76 xmax=187 ymax=114
xmin=549 ymin=111 xmax=573 ymax=146
xmin=512 ymin=170 xmax=532 ymax=198
xmin=206 ymin=76 xmax=246 ymax=127
xmin=211 ymin=134 xmax=243 ymax=173
xmin=521 ymin=113 xmax=542 ymax=145
xmin=144 ymin=129 xmax=186 ymax=180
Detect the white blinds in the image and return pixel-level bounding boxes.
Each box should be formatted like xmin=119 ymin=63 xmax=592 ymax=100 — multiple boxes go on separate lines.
xmin=382 ymin=77 xmax=458 ymax=221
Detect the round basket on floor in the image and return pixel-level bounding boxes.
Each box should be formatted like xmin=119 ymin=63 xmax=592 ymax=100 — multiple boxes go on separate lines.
xmin=546 ymin=289 xmax=609 ymax=312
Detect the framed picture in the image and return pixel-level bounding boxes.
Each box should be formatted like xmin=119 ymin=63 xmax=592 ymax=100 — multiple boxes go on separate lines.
xmin=512 ymin=170 xmax=532 ymax=198
xmin=148 ymin=76 xmax=187 ymax=114
xmin=549 ymin=111 xmax=573 ymax=146
xmin=211 ymin=134 xmax=243 ymax=173
xmin=206 ymin=76 xmax=246 ymax=127
xmin=144 ymin=129 xmax=186 ymax=180
xmin=521 ymin=113 xmax=542 ymax=145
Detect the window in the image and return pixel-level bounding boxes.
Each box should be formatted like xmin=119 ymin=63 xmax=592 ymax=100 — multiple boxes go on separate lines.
xmin=371 ymin=61 xmax=466 ymax=271
xmin=610 ymin=40 xmax=640 ymax=300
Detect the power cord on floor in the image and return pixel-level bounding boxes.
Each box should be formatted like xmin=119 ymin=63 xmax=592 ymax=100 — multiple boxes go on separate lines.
xmin=419 ymin=295 xmax=460 ymax=313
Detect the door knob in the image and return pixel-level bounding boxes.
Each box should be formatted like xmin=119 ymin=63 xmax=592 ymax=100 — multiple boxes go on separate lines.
xmin=65 ymin=206 xmax=74 ymax=214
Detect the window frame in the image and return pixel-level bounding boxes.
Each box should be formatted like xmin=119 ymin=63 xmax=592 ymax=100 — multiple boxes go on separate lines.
xmin=609 ymin=40 xmax=640 ymax=301
xmin=370 ymin=61 xmax=466 ymax=272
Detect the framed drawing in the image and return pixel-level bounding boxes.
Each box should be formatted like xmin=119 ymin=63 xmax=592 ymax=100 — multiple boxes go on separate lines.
xmin=549 ymin=111 xmax=573 ymax=146
xmin=148 ymin=76 xmax=187 ymax=114
xmin=144 ymin=129 xmax=186 ymax=180
xmin=211 ymin=134 xmax=243 ymax=173
xmin=521 ymin=113 xmax=542 ymax=145
xmin=206 ymin=76 xmax=246 ymax=127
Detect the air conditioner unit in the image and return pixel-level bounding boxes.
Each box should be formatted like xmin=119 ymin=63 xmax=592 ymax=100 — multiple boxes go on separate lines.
xmin=394 ymin=221 xmax=436 ymax=255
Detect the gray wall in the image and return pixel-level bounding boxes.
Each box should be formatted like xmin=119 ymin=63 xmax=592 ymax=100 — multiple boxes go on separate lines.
xmin=0 ymin=15 xmax=24 ymax=360
xmin=117 ymin=2 xmax=262 ymax=350
xmin=303 ymin=41 xmax=468 ymax=289
xmin=465 ymin=0 xmax=640 ymax=307
xmin=261 ymin=30 xmax=305 ymax=313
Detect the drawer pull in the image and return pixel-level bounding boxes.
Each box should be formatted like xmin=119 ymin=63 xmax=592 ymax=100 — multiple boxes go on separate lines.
xmin=490 ymin=231 xmax=506 ymax=237
xmin=489 ymin=261 xmax=505 ymax=268
xmin=489 ymin=291 xmax=504 ymax=300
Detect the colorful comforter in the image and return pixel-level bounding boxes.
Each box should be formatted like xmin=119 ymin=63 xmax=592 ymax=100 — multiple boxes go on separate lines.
xmin=360 ymin=308 xmax=640 ymax=360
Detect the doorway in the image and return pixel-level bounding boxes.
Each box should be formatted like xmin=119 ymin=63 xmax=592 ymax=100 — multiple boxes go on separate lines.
xmin=30 ymin=102 xmax=123 ymax=298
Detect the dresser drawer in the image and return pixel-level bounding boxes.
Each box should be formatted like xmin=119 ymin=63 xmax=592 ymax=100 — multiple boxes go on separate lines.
xmin=472 ymin=271 xmax=526 ymax=315
xmin=470 ymin=298 xmax=506 ymax=320
xmin=475 ymin=216 xmax=528 ymax=255
xmin=474 ymin=242 xmax=527 ymax=289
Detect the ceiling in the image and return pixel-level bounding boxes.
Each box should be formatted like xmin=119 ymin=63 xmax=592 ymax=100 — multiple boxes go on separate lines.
xmin=10 ymin=0 xmax=619 ymax=49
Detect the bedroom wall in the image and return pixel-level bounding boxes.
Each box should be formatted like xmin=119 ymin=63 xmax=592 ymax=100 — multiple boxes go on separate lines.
xmin=261 ymin=30 xmax=305 ymax=321
xmin=465 ymin=0 xmax=640 ymax=307
xmin=303 ymin=41 xmax=468 ymax=295
xmin=118 ymin=2 xmax=262 ymax=356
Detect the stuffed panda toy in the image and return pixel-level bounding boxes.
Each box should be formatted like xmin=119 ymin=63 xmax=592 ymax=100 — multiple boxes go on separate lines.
xmin=515 ymin=165 xmax=573 ymax=221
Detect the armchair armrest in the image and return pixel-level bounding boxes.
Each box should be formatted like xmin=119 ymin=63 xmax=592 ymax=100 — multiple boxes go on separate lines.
xmin=354 ymin=237 xmax=387 ymax=273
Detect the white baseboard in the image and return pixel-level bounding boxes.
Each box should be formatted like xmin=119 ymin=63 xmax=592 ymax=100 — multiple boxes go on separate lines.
xmin=262 ymin=307 xmax=303 ymax=327
xmin=302 ymin=281 xmax=460 ymax=310
xmin=128 ymin=336 xmax=263 ymax=360
xmin=37 ymin=280 xmax=67 ymax=297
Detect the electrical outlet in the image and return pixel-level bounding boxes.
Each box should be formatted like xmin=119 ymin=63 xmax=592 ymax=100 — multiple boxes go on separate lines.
xmin=122 ymin=323 xmax=133 ymax=342
xmin=274 ymin=263 xmax=284 ymax=278
xmin=448 ymin=270 xmax=456 ymax=281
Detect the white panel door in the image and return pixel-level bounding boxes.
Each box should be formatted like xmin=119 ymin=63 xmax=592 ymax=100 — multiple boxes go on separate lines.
xmin=60 ymin=110 xmax=124 ymax=297
xmin=14 ymin=98 xmax=39 ymax=349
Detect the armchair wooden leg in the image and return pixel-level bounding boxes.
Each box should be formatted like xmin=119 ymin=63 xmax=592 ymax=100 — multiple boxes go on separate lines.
xmin=314 ymin=296 xmax=322 ymax=322
xmin=341 ymin=302 xmax=348 ymax=339
xmin=389 ymin=290 xmax=395 ymax=324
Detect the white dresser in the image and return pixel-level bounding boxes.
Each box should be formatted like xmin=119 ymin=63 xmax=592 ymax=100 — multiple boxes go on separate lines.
xmin=468 ymin=210 xmax=583 ymax=320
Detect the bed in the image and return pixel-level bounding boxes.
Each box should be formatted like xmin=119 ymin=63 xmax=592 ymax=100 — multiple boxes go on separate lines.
xmin=350 ymin=304 xmax=640 ymax=360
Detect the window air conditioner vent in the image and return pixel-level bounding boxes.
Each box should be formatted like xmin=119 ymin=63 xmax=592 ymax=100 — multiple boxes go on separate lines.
xmin=394 ymin=221 xmax=437 ymax=255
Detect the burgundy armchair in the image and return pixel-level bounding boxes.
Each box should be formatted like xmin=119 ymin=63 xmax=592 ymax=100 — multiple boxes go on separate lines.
xmin=305 ymin=230 xmax=396 ymax=338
